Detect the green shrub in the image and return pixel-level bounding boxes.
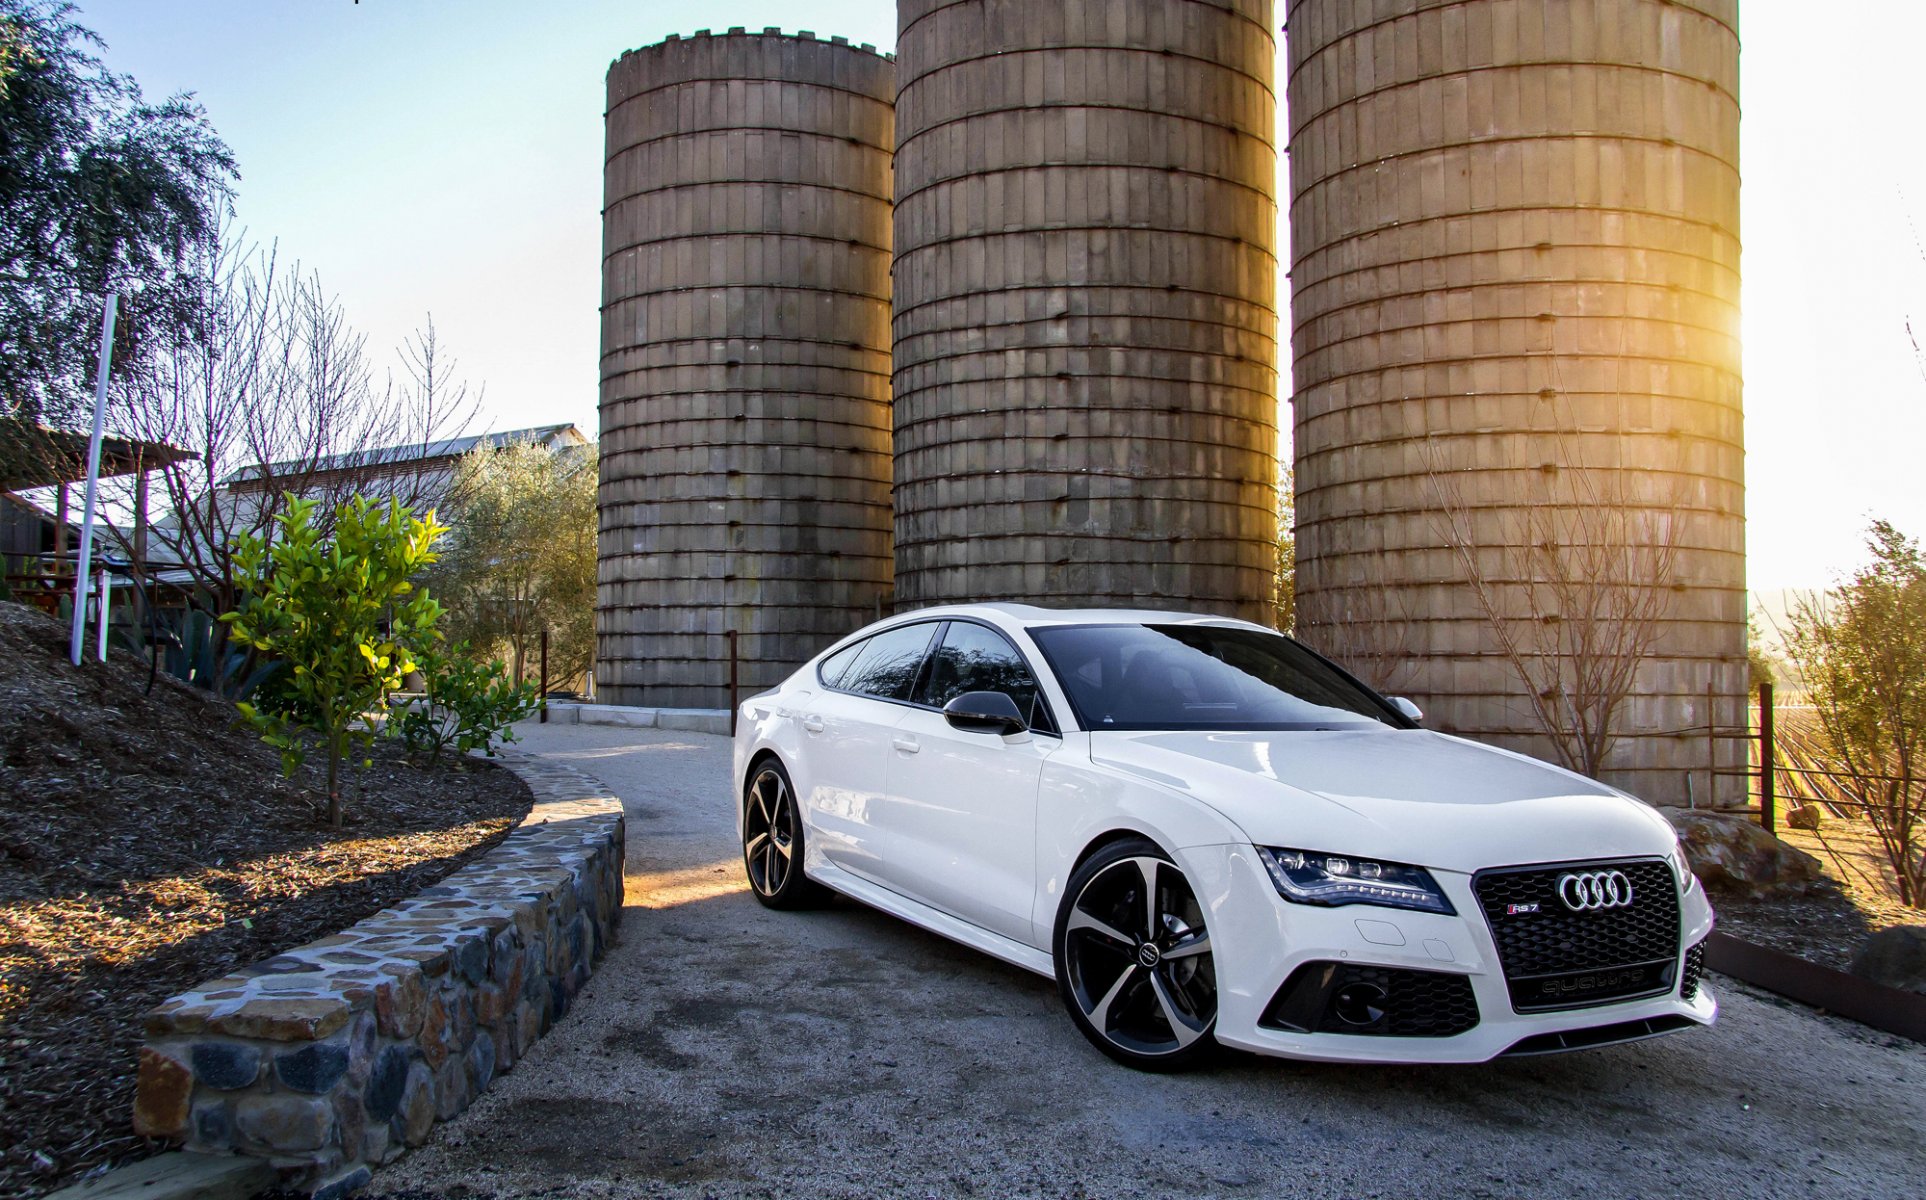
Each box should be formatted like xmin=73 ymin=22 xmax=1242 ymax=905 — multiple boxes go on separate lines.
xmin=391 ymin=643 xmax=538 ymax=765
xmin=226 ymin=495 xmax=446 ymax=827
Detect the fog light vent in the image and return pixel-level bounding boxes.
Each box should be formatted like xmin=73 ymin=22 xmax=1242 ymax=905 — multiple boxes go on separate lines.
xmin=1261 ymin=962 xmax=1479 ymax=1038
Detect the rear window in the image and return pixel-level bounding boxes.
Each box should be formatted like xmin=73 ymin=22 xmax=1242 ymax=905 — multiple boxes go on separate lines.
xmin=1030 ymin=623 xmax=1398 ymax=732
xmin=836 ymin=622 xmax=940 ymax=702
xmin=817 ymin=640 xmax=864 ymax=688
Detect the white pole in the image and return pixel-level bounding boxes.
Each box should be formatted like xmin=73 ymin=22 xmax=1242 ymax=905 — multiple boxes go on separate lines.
xmin=96 ymin=568 xmax=110 ymax=661
xmin=69 ymin=292 xmax=118 ymax=667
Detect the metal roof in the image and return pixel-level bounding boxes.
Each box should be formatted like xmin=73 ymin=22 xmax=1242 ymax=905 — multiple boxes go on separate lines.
xmin=218 ymin=424 xmax=586 ymax=486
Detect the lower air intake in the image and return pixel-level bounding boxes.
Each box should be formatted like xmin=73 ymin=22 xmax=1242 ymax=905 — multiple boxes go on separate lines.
xmin=1262 ymin=962 xmax=1479 ymax=1038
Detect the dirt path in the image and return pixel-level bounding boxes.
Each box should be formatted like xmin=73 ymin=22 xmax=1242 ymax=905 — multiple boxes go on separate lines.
xmin=370 ymin=722 xmax=1926 ymax=1200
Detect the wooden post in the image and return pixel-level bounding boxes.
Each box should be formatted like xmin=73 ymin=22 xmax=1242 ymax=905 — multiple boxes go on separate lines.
xmin=95 ymin=568 xmax=109 ymax=661
xmin=54 ymin=482 xmax=69 ymax=565
xmin=133 ymin=465 xmax=150 ymax=565
xmin=539 ymin=628 xmax=549 ymax=724
xmin=1706 ymin=681 xmax=1717 ymax=809
xmin=1759 ymin=681 xmax=1776 ymax=834
xmin=132 ymin=464 xmax=150 ymax=630
xmin=726 ymin=630 xmax=739 ymax=735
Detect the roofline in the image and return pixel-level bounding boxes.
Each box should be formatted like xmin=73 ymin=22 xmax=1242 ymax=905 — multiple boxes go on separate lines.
xmin=880 ymin=601 xmax=1277 ymax=631
xmin=217 ymin=423 xmax=588 ymax=488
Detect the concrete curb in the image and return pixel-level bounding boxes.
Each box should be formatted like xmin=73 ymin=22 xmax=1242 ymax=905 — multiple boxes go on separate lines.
xmin=543 ymin=700 xmax=732 ymax=736
xmin=44 ymin=1152 xmax=273 ymax=1200
xmin=1706 ymin=933 xmax=1926 ymax=1043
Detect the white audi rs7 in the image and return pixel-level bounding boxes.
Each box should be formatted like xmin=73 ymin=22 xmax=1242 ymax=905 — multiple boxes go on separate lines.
xmin=731 ymin=604 xmax=1716 ymax=1069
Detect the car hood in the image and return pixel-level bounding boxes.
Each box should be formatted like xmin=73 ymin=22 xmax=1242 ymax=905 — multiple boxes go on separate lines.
xmin=1088 ymin=728 xmax=1677 ymax=874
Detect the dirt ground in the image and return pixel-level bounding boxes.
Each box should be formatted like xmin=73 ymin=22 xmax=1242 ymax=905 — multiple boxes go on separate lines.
xmin=1710 ymin=816 xmax=1918 ymax=972
xmin=0 ymin=601 xmax=533 ymax=1197
xmin=372 ymin=724 xmax=1926 ymax=1200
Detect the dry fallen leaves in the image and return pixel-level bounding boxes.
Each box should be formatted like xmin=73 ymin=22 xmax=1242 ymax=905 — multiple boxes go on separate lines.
xmin=0 ymin=601 xmax=533 ymax=1197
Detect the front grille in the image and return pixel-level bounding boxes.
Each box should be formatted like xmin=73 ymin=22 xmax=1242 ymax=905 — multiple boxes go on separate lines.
xmin=1474 ymin=858 xmax=1681 ymax=1012
xmin=1680 ymin=938 xmax=1707 ymax=1001
xmin=1261 ymin=962 xmax=1480 ymax=1038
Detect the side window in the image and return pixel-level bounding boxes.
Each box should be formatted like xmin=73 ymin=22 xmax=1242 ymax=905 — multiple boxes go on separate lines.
xmin=817 ymin=639 xmax=865 ymax=688
xmin=839 ymin=622 xmax=940 ymax=702
xmin=916 ymin=622 xmax=1055 ymax=734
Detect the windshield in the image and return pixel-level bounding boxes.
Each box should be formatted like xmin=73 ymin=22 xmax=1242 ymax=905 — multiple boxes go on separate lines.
xmin=1029 ymin=623 xmax=1402 ymax=732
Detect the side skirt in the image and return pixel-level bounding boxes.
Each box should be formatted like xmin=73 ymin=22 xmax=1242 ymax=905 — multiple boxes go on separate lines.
xmin=808 ymin=861 xmax=1057 ymax=979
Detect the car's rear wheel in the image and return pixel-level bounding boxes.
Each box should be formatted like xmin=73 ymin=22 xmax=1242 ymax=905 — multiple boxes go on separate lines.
xmin=742 ymin=759 xmax=825 ymax=909
xmin=1054 ymin=837 xmax=1218 ymax=1070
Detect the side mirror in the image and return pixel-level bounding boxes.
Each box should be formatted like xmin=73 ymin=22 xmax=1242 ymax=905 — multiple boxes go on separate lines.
xmin=1389 ymin=696 xmax=1424 ymax=724
xmin=943 ymin=690 xmax=1028 ymax=736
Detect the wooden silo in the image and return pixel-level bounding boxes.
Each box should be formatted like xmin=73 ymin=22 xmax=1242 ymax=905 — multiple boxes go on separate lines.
xmin=599 ymin=30 xmax=897 ymax=708
xmin=890 ymin=0 xmax=1283 ymax=620
xmin=1288 ymin=0 xmax=1746 ymax=804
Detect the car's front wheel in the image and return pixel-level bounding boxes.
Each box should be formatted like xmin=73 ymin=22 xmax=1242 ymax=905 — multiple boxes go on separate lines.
xmin=1053 ymin=837 xmax=1218 ymax=1070
xmin=742 ymin=758 xmax=825 ymax=909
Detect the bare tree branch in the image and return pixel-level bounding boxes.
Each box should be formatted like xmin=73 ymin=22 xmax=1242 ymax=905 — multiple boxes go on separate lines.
xmin=96 ymin=219 xmax=474 ymax=635
xmin=1421 ymin=410 xmax=1685 ymax=781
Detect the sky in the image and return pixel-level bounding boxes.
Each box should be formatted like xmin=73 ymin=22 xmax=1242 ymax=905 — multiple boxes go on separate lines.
xmin=66 ymin=0 xmax=1926 ymax=594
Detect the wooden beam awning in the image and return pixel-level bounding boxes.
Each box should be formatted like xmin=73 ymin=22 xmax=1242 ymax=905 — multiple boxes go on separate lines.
xmin=0 ymin=417 xmax=193 ymax=491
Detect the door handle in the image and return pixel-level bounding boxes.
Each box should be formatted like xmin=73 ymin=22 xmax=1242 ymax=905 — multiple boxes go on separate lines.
xmin=802 ymin=715 xmax=825 ymax=734
xmin=891 ymin=735 xmax=920 ymax=755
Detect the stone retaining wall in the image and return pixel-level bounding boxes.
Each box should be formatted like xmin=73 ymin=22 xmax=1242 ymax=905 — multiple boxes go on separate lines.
xmin=132 ymin=757 xmax=625 ymax=1197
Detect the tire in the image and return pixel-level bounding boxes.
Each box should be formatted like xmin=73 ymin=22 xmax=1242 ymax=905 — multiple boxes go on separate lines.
xmin=1053 ymin=836 xmax=1219 ymax=1070
xmin=742 ymin=758 xmax=827 ymax=909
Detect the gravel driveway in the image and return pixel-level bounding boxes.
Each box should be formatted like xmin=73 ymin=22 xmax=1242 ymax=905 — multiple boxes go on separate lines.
xmin=371 ymin=722 xmax=1926 ymax=1199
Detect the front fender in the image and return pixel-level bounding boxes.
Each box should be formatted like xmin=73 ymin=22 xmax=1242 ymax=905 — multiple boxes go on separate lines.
xmin=1031 ymin=733 xmax=1253 ymax=948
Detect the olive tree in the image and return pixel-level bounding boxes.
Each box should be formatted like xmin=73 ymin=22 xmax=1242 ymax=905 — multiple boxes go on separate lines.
xmin=432 ymin=437 xmax=597 ymax=688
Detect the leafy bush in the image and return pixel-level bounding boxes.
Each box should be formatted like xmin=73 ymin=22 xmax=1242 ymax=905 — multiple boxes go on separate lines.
xmin=390 ymin=643 xmax=538 ymax=765
xmin=1786 ymin=520 xmax=1926 ymax=907
xmin=226 ymin=495 xmax=446 ymax=827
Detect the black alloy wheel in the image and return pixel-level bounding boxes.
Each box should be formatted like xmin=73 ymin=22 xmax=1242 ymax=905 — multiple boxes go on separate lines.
xmin=1054 ymin=837 xmax=1218 ymax=1070
xmin=742 ymin=759 xmax=823 ymax=909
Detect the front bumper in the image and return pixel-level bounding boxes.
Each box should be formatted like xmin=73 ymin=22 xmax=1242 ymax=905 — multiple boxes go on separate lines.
xmin=1182 ymin=844 xmax=1718 ymax=1064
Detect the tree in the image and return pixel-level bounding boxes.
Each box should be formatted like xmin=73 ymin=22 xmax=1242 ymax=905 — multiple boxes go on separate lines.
xmin=226 ymin=495 xmax=446 ymax=828
xmin=1423 ymin=426 xmax=1685 ymax=782
xmin=432 ymin=437 xmax=597 ymax=688
xmin=1785 ymin=520 xmax=1926 ymax=907
xmin=1273 ymin=465 xmax=1295 ymax=633
xmin=1746 ymin=610 xmax=1780 ymax=696
xmin=98 ymin=218 xmax=472 ymax=659
xmin=0 ymin=1 xmax=236 ymax=423
xmin=1291 ymin=552 xmax=1419 ymax=696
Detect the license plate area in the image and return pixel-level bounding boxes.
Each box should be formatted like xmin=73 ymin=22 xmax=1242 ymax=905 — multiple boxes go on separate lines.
xmin=1508 ymin=959 xmax=1676 ymax=1012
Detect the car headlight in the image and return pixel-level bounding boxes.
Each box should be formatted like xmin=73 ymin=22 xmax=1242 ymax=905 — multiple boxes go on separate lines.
xmin=1672 ymin=838 xmax=1699 ymax=894
xmin=1257 ymin=847 xmax=1456 ymax=915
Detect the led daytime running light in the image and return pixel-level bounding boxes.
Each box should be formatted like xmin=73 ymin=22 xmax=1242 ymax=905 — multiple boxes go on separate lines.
xmin=1258 ymin=847 xmax=1455 ymax=915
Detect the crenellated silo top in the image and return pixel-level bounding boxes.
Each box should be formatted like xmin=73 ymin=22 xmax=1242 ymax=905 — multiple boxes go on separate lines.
xmin=897 ymin=0 xmax=1275 ymax=96
xmin=608 ymin=28 xmax=896 ymax=110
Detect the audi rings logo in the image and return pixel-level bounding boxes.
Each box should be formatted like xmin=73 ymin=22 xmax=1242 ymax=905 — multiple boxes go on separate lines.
xmin=1557 ymin=870 xmax=1635 ymax=911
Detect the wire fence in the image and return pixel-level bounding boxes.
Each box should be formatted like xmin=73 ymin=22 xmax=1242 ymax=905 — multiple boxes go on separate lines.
xmin=1694 ymin=682 xmax=1919 ymax=836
